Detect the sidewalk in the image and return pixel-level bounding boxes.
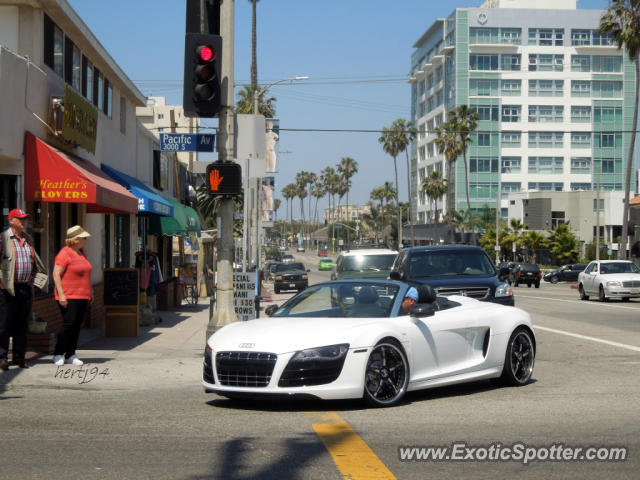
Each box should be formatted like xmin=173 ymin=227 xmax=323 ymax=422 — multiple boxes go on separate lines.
xmin=0 ymin=299 xmax=213 ymax=391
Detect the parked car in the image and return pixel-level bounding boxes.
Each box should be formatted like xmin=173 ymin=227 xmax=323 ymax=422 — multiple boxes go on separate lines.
xmin=543 ymin=264 xmax=586 ymax=283
xmin=273 ymin=262 xmax=309 ymax=294
xmin=296 ymin=246 xmax=305 ymax=253
xmin=318 ymin=258 xmax=333 ymax=271
xmin=203 ymin=279 xmax=536 ymax=407
xmin=282 ymin=254 xmax=295 ymax=264
xmin=509 ymin=263 xmax=541 ymax=288
xmin=390 ymin=246 xmax=514 ymax=306
xmin=331 ymin=248 xmax=398 ymax=280
xmin=279 ymin=245 xmax=287 ymax=252
xmin=263 ymin=261 xmax=281 ymax=281
xmin=578 ymin=260 xmax=640 ymax=302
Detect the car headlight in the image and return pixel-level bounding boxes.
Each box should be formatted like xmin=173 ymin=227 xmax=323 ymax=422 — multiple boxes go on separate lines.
xmin=302 ymin=275 xmax=308 ymax=280
xmin=495 ymin=282 xmax=513 ymax=297
xmin=275 ymin=276 xmax=283 ymax=281
xmin=605 ymin=281 xmax=622 ymax=287
xmin=291 ymin=344 xmax=349 ymax=362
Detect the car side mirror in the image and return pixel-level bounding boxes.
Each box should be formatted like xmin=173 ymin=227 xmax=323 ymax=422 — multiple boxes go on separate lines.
xmin=498 ymin=267 xmax=510 ymax=281
xmin=409 ymin=303 xmax=436 ymax=318
xmin=389 ymin=271 xmax=402 ymax=281
xmin=265 ymin=304 xmax=278 ymax=316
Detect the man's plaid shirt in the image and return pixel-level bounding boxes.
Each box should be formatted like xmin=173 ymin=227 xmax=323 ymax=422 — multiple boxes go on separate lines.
xmin=0 ymin=228 xmax=34 ymax=283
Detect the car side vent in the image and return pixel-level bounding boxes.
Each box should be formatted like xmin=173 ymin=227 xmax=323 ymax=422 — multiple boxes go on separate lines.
xmin=482 ymin=329 xmax=491 ymax=358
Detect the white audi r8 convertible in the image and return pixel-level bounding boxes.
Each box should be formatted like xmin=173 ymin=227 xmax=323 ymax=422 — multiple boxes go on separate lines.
xmin=203 ymin=280 xmax=536 ymax=407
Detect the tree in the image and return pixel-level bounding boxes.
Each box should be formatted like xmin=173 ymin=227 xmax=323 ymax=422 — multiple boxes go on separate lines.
xmin=548 ymin=224 xmax=579 ymax=264
xmin=449 ymin=105 xmax=480 ymax=245
xmin=310 ymin=183 xmax=325 ymax=225
xmin=522 ymin=230 xmax=547 ymax=264
xmin=434 ymin=120 xmax=462 ymax=244
xmin=370 ymin=187 xmax=385 ymax=241
xmin=337 ymin=157 xmax=358 ymax=241
xmin=273 ymin=198 xmax=281 ymax=221
xmin=235 ymin=85 xmax=276 ymax=117
xmin=320 ymin=166 xmax=336 ymax=224
xmin=600 ymin=1 xmax=640 ymax=259
xmin=379 ymin=119 xmax=408 ymax=248
xmin=382 ymin=181 xmax=396 ymax=242
xmin=281 ymin=183 xmax=297 ymax=240
xmin=422 ymin=169 xmax=447 ymax=244
xmin=249 ymin=0 xmax=260 ymax=108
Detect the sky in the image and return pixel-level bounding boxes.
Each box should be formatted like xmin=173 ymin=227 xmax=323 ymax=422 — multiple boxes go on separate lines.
xmin=67 ymin=0 xmax=611 ymax=219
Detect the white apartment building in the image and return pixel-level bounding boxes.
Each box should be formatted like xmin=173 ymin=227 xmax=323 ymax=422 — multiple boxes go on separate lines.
xmin=409 ymin=0 xmax=636 ymax=235
xmin=323 ymin=203 xmax=371 ymax=223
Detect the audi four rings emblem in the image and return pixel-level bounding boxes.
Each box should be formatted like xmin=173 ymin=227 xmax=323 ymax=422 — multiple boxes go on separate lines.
xmin=238 ymin=343 xmax=255 ymax=348
xmin=459 ymin=291 xmax=468 ymax=297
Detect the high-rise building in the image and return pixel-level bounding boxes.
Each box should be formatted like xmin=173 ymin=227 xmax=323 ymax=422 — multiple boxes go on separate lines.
xmin=409 ymin=0 xmax=636 ymax=227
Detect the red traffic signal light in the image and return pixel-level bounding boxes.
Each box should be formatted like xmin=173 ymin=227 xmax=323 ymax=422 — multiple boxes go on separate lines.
xmin=183 ymin=33 xmax=222 ymax=117
xmin=205 ymin=162 xmax=242 ymax=196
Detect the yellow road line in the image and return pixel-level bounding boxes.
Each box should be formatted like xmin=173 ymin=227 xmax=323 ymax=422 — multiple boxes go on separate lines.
xmin=307 ymin=412 xmax=396 ymax=480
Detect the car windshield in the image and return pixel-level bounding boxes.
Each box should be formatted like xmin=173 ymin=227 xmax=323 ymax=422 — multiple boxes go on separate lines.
xmin=271 ymin=282 xmax=400 ymax=318
xmin=276 ymin=262 xmax=305 ymax=272
xmin=600 ymin=262 xmax=640 ymax=274
xmin=341 ymin=254 xmax=397 ymax=272
xmin=519 ymin=264 xmax=539 ymax=272
xmin=408 ymin=250 xmax=496 ymax=277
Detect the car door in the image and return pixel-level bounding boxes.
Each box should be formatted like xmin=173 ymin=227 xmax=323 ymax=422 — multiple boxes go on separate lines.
xmin=404 ymin=304 xmax=485 ymax=383
xmin=583 ymin=262 xmax=599 ymax=294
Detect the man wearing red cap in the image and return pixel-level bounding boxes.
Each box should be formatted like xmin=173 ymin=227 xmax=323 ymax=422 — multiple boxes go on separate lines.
xmin=0 ymin=209 xmax=39 ymax=370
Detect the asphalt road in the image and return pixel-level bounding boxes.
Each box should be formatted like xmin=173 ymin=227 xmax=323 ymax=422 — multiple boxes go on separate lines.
xmin=1 ymin=250 xmax=638 ymax=479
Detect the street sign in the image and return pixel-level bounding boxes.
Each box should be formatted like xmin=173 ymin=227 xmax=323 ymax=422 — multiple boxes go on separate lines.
xmin=160 ymin=133 xmax=215 ymax=152
xmin=334 ymin=225 xmax=342 ymax=229
xmin=233 ymin=272 xmax=256 ymax=321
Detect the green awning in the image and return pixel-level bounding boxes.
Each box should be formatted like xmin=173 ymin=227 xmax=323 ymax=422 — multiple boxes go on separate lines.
xmin=149 ymin=197 xmax=201 ymax=237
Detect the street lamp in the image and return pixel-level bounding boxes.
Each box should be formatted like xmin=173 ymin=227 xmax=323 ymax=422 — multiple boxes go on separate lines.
xmin=253 ymin=76 xmax=309 ymax=114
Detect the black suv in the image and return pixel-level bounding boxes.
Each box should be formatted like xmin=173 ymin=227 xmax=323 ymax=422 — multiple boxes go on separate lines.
xmin=390 ymin=246 xmax=514 ymax=306
xmin=508 ymin=263 xmax=541 ymax=288
xmin=273 ymin=262 xmax=309 ymax=294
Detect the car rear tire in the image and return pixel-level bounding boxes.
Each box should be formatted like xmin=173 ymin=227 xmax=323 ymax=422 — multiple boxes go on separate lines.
xmin=550 ymin=276 xmax=559 ymax=284
xmin=534 ymin=282 xmax=540 ymax=288
xmin=599 ymin=285 xmax=607 ymax=302
xmin=274 ymin=287 xmax=280 ymax=294
xmin=500 ymin=327 xmax=535 ymax=386
xmin=527 ymin=283 xmax=532 ymax=288
xmin=363 ymin=340 xmax=409 ymax=408
xmin=579 ymin=284 xmax=589 ymax=300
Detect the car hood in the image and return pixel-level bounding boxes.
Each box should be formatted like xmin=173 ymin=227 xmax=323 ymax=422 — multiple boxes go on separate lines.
xmin=412 ymin=276 xmax=498 ymax=287
xmin=339 ymin=270 xmax=391 ymax=279
xmin=595 ymin=273 xmax=640 ymax=282
xmin=208 ymin=316 xmax=382 ymax=354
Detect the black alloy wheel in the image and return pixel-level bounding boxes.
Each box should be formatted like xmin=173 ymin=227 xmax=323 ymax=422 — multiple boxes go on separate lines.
xmin=599 ymin=285 xmax=607 ymax=302
xmin=363 ymin=341 xmax=409 ymax=407
xmin=501 ymin=327 xmax=535 ymax=386
xmin=551 ymin=276 xmax=559 ymax=284
xmin=535 ymin=282 xmax=540 ymax=288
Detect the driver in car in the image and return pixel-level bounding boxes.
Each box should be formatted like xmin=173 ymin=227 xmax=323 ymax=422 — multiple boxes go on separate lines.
xmin=401 ymin=286 xmax=419 ymax=314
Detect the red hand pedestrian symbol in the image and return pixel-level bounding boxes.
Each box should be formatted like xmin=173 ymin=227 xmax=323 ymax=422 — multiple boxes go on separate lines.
xmin=209 ymin=168 xmax=224 ymax=191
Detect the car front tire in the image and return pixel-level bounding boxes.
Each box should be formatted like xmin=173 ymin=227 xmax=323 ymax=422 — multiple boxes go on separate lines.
xmin=274 ymin=286 xmax=280 ymax=294
xmin=534 ymin=282 xmax=540 ymax=288
xmin=501 ymin=327 xmax=535 ymax=386
xmin=550 ymin=276 xmax=559 ymax=284
xmin=599 ymin=285 xmax=607 ymax=302
xmin=363 ymin=340 xmax=409 ymax=408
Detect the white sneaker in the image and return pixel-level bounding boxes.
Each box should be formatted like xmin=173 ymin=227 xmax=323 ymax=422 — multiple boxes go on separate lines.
xmin=66 ymin=355 xmax=83 ymax=366
xmin=53 ymin=355 xmax=64 ymax=366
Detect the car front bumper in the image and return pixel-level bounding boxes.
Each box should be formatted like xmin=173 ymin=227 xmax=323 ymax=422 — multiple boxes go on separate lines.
xmin=604 ymin=286 xmax=640 ymax=299
xmin=490 ymin=295 xmax=515 ymax=306
xmin=274 ymin=280 xmax=308 ymax=291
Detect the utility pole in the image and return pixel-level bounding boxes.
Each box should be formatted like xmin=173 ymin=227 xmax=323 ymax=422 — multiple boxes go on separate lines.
xmin=596 ymin=166 xmax=601 ymax=261
xmin=210 ymin=0 xmax=236 ymax=337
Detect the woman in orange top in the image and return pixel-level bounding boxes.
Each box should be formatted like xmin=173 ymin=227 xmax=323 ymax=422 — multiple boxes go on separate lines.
xmin=52 ymin=225 xmax=93 ymax=366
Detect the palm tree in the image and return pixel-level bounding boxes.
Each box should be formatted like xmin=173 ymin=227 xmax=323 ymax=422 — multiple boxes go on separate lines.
xmin=306 ymin=172 xmax=318 ymax=236
xmin=505 ymin=218 xmax=526 ymax=261
xmin=449 ymin=105 xmax=479 ymax=245
xmin=389 ymin=118 xmax=417 ymax=246
xmin=434 ymin=120 xmax=462 ymax=244
xmin=282 ymin=183 xmax=297 ymax=241
xmin=600 ymin=1 xmax=640 ymax=259
xmin=235 ymin=85 xmax=276 ymax=117
xmin=249 ymin=0 xmax=260 ymax=110
xmin=273 ymin=198 xmax=281 ymax=221
xmin=382 ymin=181 xmax=396 ymax=242
xmin=522 ymin=230 xmax=547 ymax=264
xmin=310 ymin=183 xmax=325 ymax=226
xmin=379 ymin=123 xmax=402 ymax=247
xmin=338 ymin=157 xmax=358 ymax=238
xmin=422 ymin=169 xmax=448 ymax=245
xmin=320 ymin=167 xmax=335 ymax=223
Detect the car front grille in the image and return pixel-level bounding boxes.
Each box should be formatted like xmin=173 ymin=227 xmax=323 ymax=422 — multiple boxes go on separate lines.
xmin=281 ymin=274 xmax=301 ymax=281
xmin=436 ymin=286 xmax=490 ymax=300
xmin=622 ymin=280 xmax=640 ymax=288
xmin=215 ymin=351 xmax=277 ymax=387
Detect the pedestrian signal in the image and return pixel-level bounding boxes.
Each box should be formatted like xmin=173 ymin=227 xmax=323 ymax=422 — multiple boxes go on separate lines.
xmin=205 ymin=162 xmax=242 ymax=196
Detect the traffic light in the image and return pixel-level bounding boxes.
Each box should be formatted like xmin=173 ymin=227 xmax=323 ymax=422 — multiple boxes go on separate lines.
xmin=205 ymin=162 xmax=242 ymax=196
xmin=183 ymin=33 xmax=222 ymax=117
